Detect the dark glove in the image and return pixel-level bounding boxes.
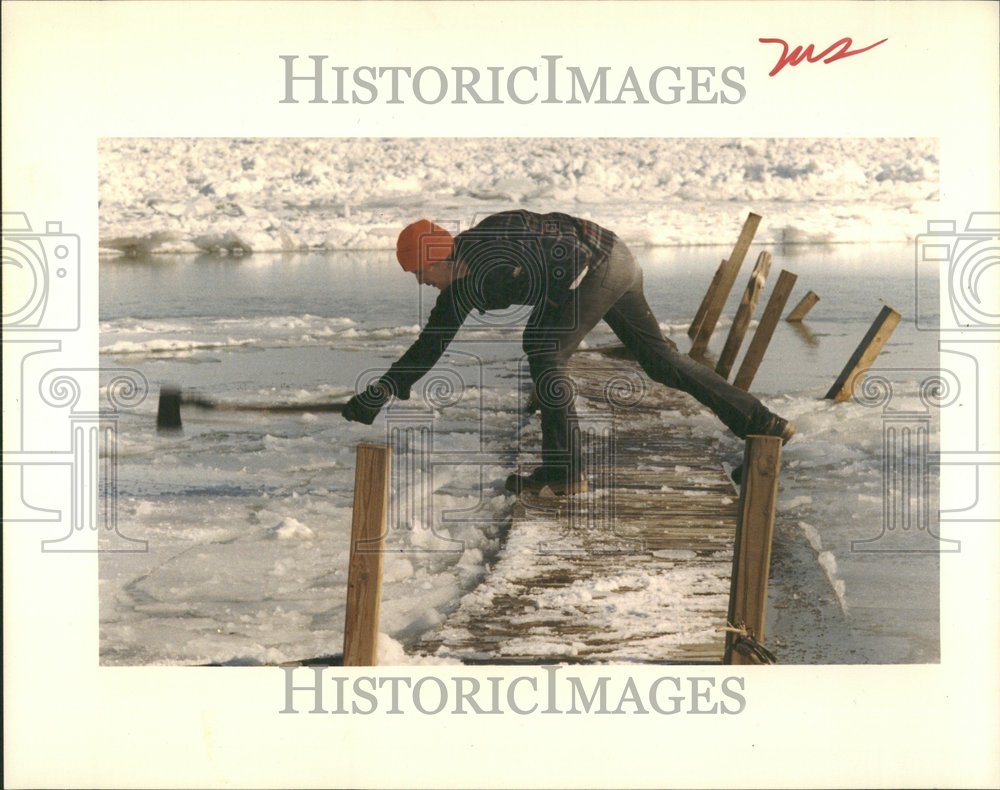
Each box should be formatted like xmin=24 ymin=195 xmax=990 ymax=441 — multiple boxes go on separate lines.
xmin=342 ymin=382 xmax=392 ymax=425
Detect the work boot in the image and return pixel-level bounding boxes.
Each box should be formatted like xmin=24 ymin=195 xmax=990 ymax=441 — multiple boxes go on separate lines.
xmin=750 ymin=413 xmax=796 ymax=445
xmin=505 ymin=467 xmax=589 ymax=496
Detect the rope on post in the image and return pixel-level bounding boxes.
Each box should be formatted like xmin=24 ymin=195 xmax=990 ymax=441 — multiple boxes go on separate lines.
xmin=721 ymin=622 xmax=778 ymax=665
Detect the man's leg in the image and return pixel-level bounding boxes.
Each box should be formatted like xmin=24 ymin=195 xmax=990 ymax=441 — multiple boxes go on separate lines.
xmin=602 ymin=254 xmax=787 ymax=439
xmin=514 ymin=249 xmax=638 ymax=490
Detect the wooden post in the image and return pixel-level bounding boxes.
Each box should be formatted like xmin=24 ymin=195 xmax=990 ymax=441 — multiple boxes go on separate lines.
xmin=733 ymin=270 xmax=798 ymax=391
xmin=343 ymin=442 xmax=391 ymax=666
xmin=715 ymin=251 xmax=772 ymax=379
xmin=824 ymin=305 xmax=902 ymax=402
xmin=786 ymin=290 xmax=820 ymax=322
xmin=690 ymin=213 xmax=762 ymax=357
xmin=725 ymin=435 xmax=782 ymax=665
xmin=688 ymin=259 xmax=727 ymax=339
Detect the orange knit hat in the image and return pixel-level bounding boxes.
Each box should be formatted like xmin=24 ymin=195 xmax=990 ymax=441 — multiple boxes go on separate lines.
xmin=396 ymin=219 xmax=455 ymax=272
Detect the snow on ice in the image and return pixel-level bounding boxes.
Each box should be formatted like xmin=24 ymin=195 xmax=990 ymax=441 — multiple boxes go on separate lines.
xmin=99 ymin=138 xmax=938 ymax=255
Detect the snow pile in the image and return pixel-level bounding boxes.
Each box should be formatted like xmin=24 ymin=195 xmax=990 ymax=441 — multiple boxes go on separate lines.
xmin=99 ymin=138 xmax=938 ymax=254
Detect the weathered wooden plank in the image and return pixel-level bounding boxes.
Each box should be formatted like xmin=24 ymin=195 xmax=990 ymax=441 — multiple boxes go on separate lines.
xmin=824 ymin=305 xmax=902 ymax=402
xmin=688 ymin=259 xmax=727 ymax=338
xmin=418 ymin=353 xmax=740 ymax=664
xmin=716 ymin=251 xmax=772 ymax=379
xmin=786 ymin=290 xmax=820 ymax=321
xmin=733 ymin=269 xmax=799 ymax=391
xmin=343 ymin=442 xmax=391 ymax=666
xmin=725 ymin=435 xmax=781 ymax=665
xmin=690 ymin=213 xmax=762 ymax=357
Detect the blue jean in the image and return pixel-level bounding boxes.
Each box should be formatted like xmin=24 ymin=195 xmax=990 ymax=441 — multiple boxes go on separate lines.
xmin=522 ymin=242 xmax=773 ymax=480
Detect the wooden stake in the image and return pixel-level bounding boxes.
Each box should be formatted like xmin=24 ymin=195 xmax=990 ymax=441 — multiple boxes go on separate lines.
xmin=733 ymin=270 xmax=799 ymax=391
xmin=824 ymin=305 xmax=902 ymax=402
xmin=715 ymin=251 xmax=772 ymax=379
xmin=785 ymin=290 xmax=820 ymax=322
xmin=343 ymin=442 xmax=391 ymax=666
xmin=725 ymin=435 xmax=782 ymax=665
xmin=688 ymin=259 xmax=727 ymax=339
xmin=690 ymin=213 xmax=762 ymax=357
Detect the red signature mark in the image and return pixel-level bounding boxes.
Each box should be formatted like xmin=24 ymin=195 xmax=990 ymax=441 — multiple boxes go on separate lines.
xmin=759 ymin=37 xmax=888 ymax=77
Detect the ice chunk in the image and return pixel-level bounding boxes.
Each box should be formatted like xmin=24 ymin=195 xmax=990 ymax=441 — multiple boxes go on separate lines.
xmin=101 ymin=231 xmax=183 ymax=257
xmin=267 ymin=517 xmax=316 ymax=540
xmin=193 ymin=231 xmax=254 ymax=255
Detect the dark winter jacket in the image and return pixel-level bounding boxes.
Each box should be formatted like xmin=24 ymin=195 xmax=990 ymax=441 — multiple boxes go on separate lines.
xmin=379 ymin=210 xmax=618 ymax=400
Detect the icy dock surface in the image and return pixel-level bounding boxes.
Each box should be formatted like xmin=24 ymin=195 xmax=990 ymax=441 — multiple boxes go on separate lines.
xmin=417 ymin=351 xmax=739 ymax=664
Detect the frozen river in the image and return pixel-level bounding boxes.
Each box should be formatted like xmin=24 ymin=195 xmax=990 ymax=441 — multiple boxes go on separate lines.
xmin=99 ymin=241 xmax=942 ymax=665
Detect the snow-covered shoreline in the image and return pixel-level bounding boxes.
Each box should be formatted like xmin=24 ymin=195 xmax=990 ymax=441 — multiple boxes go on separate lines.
xmin=99 ymin=137 xmax=938 ymax=256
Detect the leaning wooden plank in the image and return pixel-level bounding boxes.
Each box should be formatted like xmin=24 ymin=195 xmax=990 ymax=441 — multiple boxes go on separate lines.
xmin=690 ymin=213 xmax=763 ymax=357
xmin=824 ymin=305 xmax=902 ymax=402
xmin=725 ymin=435 xmax=782 ymax=666
xmin=715 ymin=251 xmax=772 ymax=379
xmin=786 ymin=290 xmax=820 ymax=322
xmin=688 ymin=259 xmax=727 ymax=339
xmin=733 ymin=270 xmax=799 ymax=391
xmin=343 ymin=442 xmax=391 ymax=666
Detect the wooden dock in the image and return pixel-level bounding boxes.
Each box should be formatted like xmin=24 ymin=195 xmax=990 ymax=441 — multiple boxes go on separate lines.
xmin=413 ymin=350 xmax=740 ymax=664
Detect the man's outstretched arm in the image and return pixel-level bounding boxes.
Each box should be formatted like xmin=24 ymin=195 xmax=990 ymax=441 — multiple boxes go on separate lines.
xmin=343 ymin=285 xmax=471 ymax=424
